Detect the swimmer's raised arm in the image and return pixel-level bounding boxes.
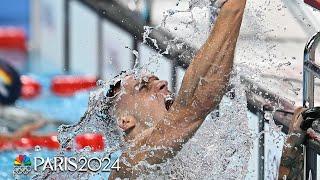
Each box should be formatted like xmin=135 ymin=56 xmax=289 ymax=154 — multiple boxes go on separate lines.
xmin=141 ymin=0 xmax=248 ymax=164
xmin=173 ymin=0 xmax=246 ymax=121
xmin=173 ymin=0 xmax=246 ymax=117
xmin=141 ymin=0 xmax=247 ymax=163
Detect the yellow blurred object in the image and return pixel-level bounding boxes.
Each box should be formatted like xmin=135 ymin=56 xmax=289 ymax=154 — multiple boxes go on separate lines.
xmin=0 ymin=69 xmax=12 ymax=85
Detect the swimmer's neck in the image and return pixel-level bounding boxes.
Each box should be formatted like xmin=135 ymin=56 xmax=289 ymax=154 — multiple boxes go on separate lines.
xmin=124 ymin=126 xmax=154 ymax=142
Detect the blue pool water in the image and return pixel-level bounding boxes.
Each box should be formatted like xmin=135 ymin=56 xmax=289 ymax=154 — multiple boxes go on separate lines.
xmin=16 ymin=73 xmax=90 ymax=124
xmin=0 ymin=72 xmax=99 ymax=179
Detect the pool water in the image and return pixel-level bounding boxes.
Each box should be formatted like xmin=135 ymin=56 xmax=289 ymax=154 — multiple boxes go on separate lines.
xmin=16 ymin=73 xmax=90 ymax=124
xmin=0 ymin=72 xmax=95 ymax=179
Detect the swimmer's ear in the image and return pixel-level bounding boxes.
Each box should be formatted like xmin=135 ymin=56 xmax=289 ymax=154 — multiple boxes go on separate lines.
xmin=118 ymin=115 xmax=136 ymax=131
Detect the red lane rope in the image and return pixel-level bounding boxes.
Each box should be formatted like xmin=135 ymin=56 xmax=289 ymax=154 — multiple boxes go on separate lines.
xmin=51 ymin=75 xmax=97 ymax=96
xmin=20 ymin=76 xmax=41 ymax=99
xmin=0 ymin=28 xmax=26 ymax=52
xmin=0 ymin=133 xmax=104 ymax=151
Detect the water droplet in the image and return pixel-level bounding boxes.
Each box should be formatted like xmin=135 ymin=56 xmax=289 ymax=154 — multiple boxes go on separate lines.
xmin=34 ymin=145 xmax=41 ymax=152
xmin=83 ymin=146 xmax=92 ymax=152
xmin=96 ymin=79 xmax=105 ymax=87
xmin=264 ymin=111 xmax=273 ymax=121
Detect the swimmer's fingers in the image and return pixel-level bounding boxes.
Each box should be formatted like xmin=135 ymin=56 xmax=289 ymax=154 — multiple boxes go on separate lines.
xmin=285 ymin=107 xmax=307 ymax=147
xmin=287 ymin=107 xmax=320 ymax=147
xmin=300 ymin=107 xmax=320 ymax=131
xmin=293 ymin=107 xmax=306 ymax=116
xmin=289 ymin=107 xmax=307 ymax=134
xmin=289 ymin=107 xmax=306 ymax=132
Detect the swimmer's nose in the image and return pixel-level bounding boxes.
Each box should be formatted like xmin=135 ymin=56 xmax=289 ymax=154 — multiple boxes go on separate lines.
xmin=118 ymin=118 xmax=128 ymax=130
xmin=155 ymin=80 xmax=169 ymax=92
xmin=118 ymin=116 xmax=136 ymax=131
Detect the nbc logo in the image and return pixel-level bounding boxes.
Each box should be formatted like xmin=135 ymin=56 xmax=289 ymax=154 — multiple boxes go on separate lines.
xmin=13 ymin=155 xmax=32 ymax=175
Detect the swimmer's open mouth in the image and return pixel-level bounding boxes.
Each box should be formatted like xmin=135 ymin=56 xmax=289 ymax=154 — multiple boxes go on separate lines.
xmin=165 ymin=95 xmax=174 ymax=111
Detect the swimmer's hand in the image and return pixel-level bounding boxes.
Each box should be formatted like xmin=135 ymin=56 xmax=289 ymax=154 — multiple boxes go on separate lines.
xmin=286 ymin=107 xmax=306 ymax=147
xmin=278 ymin=107 xmax=305 ymax=179
xmin=278 ymin=107 xmax=320 ymax=179
xmin=287 ymin=107 xmax=320 ymax=146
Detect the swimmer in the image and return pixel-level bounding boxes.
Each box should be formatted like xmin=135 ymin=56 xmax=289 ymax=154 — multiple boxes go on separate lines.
xmin=279 ymin=107 xmax=320 ymax=179
xmin=0 ymin=120 xmax=47 ymax=141
xmin=107 ymin=0 xmax=248 ymax=178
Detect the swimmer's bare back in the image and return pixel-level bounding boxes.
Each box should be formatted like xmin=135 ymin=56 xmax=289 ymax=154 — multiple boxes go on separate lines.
xmin=110 ymin=0 xmax=247 ymax=178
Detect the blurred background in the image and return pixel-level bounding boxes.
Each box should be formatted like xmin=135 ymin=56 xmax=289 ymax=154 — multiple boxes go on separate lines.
xmin=0 ymin=0 xmax=320 ymax=179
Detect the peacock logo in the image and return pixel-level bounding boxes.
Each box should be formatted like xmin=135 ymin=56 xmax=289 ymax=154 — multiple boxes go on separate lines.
xmin=13 ymin=155 xmax=32 ymax=176
xmin=14 ymin=155 xmax=31 ymax=166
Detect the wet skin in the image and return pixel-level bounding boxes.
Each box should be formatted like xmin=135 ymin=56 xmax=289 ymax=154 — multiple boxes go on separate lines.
xmin=109 ymin=0 xmax=248 ymax=179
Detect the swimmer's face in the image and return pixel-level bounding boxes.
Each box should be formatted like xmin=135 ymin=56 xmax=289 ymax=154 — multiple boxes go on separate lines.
xmin=112 ymin=74 xmax=173 ymax=138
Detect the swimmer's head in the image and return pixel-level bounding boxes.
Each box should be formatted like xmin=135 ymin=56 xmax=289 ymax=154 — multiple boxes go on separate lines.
xmin=106 ymin=71 xmax=174 ymax=140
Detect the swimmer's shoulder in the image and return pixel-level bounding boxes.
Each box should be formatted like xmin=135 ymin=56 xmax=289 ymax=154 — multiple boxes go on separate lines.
xmin=146 ymin=110 xmax=203 ymax=148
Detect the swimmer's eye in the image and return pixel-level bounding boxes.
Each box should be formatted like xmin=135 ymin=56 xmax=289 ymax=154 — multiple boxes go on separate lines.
xmin=135 ymin=75 xmax=158 ymax=91
xmin=138 ymin=81 xmax=148 ymax=91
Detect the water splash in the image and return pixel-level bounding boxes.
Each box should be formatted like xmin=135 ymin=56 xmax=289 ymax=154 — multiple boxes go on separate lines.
xmin=37 ymin=0 xmax=259 ymax=179
xmin=136 ymin=69 xmax=253 ymax=179
xmin=33 ymin=74 xmax=131 ymax=179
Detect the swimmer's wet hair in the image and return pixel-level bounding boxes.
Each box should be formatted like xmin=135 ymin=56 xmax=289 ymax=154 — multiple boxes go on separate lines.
xmin=106 ymin=70 xmax=127 ymax=98
xmin=99 ymin=70 xmax=130 ymax=126
xmin=60 ymin=71 xmax=131 ymax=148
